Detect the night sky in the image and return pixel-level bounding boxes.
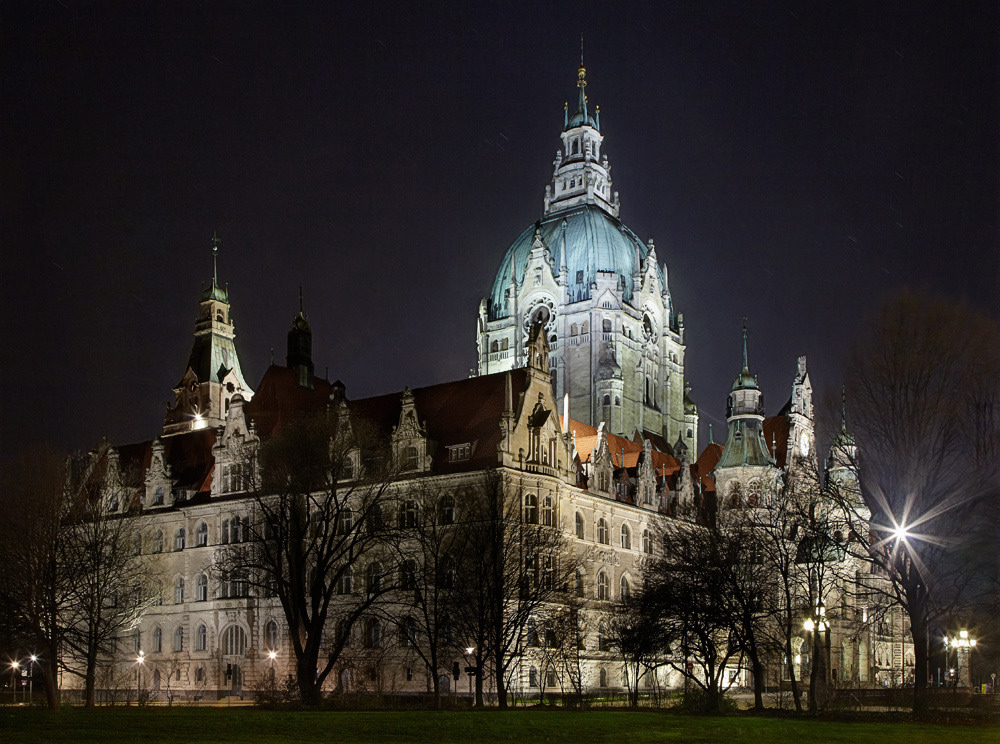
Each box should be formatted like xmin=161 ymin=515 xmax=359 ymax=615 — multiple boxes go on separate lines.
xmin=2 ymin=1 xmax=997 ymax=458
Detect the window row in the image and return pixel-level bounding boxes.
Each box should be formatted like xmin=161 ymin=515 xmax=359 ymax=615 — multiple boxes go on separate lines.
xmin=572 ymin=512 xmax=653 ymax=553
xmin=169 ymin=571 xmax=253 ymax=604
xmin=570 ymin=569 xmax=632 ymax=602
xmin=141 ymin=516 xmax=249 ymax=554
xmin=127 ymin=622 xmax=279 ymax=656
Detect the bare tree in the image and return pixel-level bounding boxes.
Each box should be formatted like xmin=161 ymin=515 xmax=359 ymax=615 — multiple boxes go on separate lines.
xmin=606 ymin=595 xmax=663 ymax=708
xmin=452 ymin=470 xmax=576 ymax=709
xmin=640 ymin=517 xmax=744 ymax=713
xmin=384 ymin=481 xmax=465 ymax=707
xmin=0 ymin=448 xmax=72 ymax=708
xmin=842 ymin=291 xmax=1000 ymax=715
xmin=219 ymin=406 xmax=397 ymax=705
xmin=60 ymin=444 xmax=156 ymax=707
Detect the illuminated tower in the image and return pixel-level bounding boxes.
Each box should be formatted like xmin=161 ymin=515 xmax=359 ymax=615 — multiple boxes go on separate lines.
xmin=164 ymin=234 xmax=253 ymax=436
xmin=476 ymin=60 xmax=696 ymax=449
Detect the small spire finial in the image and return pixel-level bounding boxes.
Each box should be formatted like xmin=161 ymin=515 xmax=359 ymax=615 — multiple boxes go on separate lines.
xmin=211 ymin=231 xmax=221 ymax=286
xmin=742 ymin=317 xmax=749 ymax=371
xmin=708 ymin=422 xmax=714 ymax=444
xmin=298 ymin=285 xmax=304 ymax=314
xmin=841 ymin=386 xmax=849 ymax=431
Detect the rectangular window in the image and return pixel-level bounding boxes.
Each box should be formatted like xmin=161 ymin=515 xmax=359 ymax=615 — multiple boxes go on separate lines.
xmin=448 ymin=443 xmax=471 ymax=462
xmin=576 ymin=270 xmax=584 ymax=284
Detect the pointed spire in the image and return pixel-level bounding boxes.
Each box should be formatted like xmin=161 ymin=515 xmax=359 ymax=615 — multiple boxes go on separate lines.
xmin=559 ymin=219 xmax=568 ymax=278
xmin=298 ymin=285 xmax=304 ymax=314
xmin=742 ymin=317 xmax=750 ymax=373
xmin=211 ymin=231 xmax=220 ymax=286
xmin=708 ymin=423 xmax=714 ymax=444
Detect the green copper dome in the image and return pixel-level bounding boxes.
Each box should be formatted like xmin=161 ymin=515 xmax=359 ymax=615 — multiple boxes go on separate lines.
xmin=487 ymin=204 xmax=665 ymax=321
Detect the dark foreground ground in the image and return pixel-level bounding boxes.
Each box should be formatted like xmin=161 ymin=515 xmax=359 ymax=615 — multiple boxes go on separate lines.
xmin=0 ymin=708 xmax=997 ymax=744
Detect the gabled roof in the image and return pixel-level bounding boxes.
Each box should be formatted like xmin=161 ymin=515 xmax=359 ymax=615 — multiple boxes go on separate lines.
xmin=351 ymin=369 xmax=530 ymax=474
xmin=693 ymin=442 xmax=723 ymax=493
xmin=115 ymin=428 xmax=217 ymax=495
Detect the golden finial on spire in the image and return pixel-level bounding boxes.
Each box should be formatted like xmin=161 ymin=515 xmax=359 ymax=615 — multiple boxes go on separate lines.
xmin=578 ymin=33 xmax=587 ymax=86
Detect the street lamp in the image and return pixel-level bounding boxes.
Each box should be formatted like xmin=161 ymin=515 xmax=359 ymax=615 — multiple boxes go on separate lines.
xmin=944 ymin=629 xmax=977 ymax=688
xmin=10 ymin=661 xmax=21 ymax=704
xmin=464 ymin=646 xmax=476 ymax=701
xmin=803 ymin=601 xmax=829 ymax=713
xmin=27 ymin=655 xmax=36 ymax=706
xmin=135 ymin=650 xmax=145 ymax=702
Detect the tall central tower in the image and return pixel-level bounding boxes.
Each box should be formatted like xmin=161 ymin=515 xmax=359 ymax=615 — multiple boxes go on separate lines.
xmin=476 ymin=62 xmax=697 ymax=450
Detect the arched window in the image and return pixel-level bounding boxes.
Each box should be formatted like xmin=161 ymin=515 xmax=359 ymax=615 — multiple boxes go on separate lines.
xmin=153 ymin=486 xmax=165 ymax=505
xmin=501 ymin=338 xmax=509 ymax=350
xmin=439 ymin=495 xmax=455 ymax=525
xmin=402 ymin=446 xmax=419 ymax=471
xmin=364 ymin=618 xmax=382 ymax=648
xmin=338 ymin=509 xmax=354 ymax=535
xmin=575 ymin=512 xmax=584 ymax=539
xmin=602 ymin=394 xmax=611 ymax=406
xmin=153 ymin=530 xmax=164 ymax=553
xmin=524 ymin=493 xmax=538 ymax=524
xmin=400 ymin=559 xmax=417 ymax=590
xmin=222 ymin=519 xmax=230 ymax=544
xmin=196 ymin=522 xmax=208 ymax=547
xmin=174 ymin=626 xmax=184 ymax=652
xmin=341 ymin=456 xmax=355 ymax=481
xmin=338 ymin=567 xmax=354 ymax=595
xmin=596 ymin=572 xmax=610 ymax=601
xmin=336 ymin=619 xmax=352 ymax=648
xmin=570 ymin=323 xmax=578 ymax=336
xmin=400 ymin=500 xmax=418 ymax=528
xmin=266 ymin=620 xmax=279 ymax=650
xmin=581 ymin=321 xmax=588 ymax=334
xmin=621 ymin=523 xmax=631 ymax=550
xmin=597 ymin=518 xmax=609 ymax=545
xmin=175 ymin=577 xmax=185 ymax=604
xmin=152 ymin=627 xmax=162 ymax=653
xmin=575 ymin=570 xmax=585 ymax=597
xmin=546 ymin=667 xmax=557 ymax=688
xmin=642 ymin=529 xmax=652 ymax=555
xmin=490 ymin=340 xmax=499 ymax=352
xmin=196 ymin=573 xmax=208 ymax=601
xmin=175 ymin=528 xmax=185 ymax=551
xmin=222 ymin=626 xmax=247 ymax=656
xmin=541 ymin=495 xmax=553 ymax=526
xmin=132 ymin=532 xmax=142 ymax=555
xmin=599 ymin=667 xmax=608 ymax=687
xmin=620 ymin=575 xmax=631 ymax=601
xmin=399 ymin=616 xmax=417 ymax=647
xmin=602 ymin=318 xmax=612 ymax=332
xmin=526 ymin=619 xmax=538 ymax=646
xmin=529 ymin=666 xmax=539 ymax=687
xmin=366 ymin=561 xmax=383 ymax=595
xmin=196 ymin=624 xmax=207 ymax=652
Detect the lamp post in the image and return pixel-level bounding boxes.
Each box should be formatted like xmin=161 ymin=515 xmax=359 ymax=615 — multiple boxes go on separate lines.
xmin=27 ymin=655 xmax=36 ymax=706
xmin=10 ymin=661 xmax=21 ymax=704
xmin=464 ymin=647 xmax=475 ymax=701
xmin=804 ymin=600 xmax=828 ymax=713
xmin=135 ymin=650 xmax=145 ymax=703
xmin=944 ymin=629 xmax=976 ymax=688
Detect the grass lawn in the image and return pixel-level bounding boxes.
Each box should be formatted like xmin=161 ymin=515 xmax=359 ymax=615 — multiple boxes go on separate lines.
xmin=0 ymin=708 xmax=995 ymax=744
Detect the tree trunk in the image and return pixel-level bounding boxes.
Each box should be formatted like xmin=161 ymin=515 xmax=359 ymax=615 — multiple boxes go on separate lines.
xmin=474 ymin=650 xmax=484 ymax=707
xmin=784 ymin=636 xmax=802 ymax=713
xmin=43 ymin=656 xmax=60 ymax=709
xmin=494 ymin=644 xmax=507 ymax=709
xmin=750 ymin=655 xmax=765 ymax=712
xmin=297 ymin=656 xmax=321 ymax=706
xmin=911 ymin=613 xmax=928 ymax=717
xmin=84 ymin=649 xmax=97 ymax=707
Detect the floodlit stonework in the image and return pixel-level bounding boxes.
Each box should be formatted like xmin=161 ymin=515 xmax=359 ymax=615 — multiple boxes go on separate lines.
xmin=67 ymin=65 xmax=911 ymax=703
